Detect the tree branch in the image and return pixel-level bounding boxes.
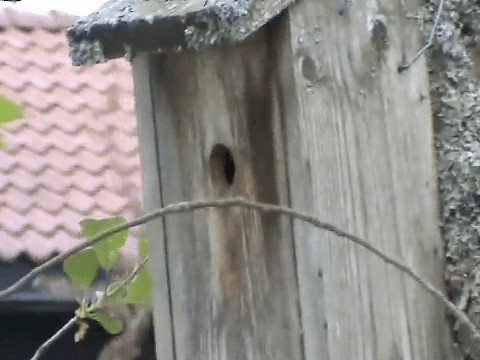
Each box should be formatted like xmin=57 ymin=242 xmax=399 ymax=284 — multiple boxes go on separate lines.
xmin=31 ymin=317 xmax=77 ymax=360
xmin=31 ymin=258 xmax=149 ymax=359
xmin=1 ymin=197 xmax=478 ymax=341
xmin=398 ymin=0 xmax=444 ymax=72
xmin=101 ymin=256 xmax=149 ymax=304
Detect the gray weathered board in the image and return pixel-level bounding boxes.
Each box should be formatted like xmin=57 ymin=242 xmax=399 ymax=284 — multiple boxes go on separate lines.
xmin=134 ymin=35 xmax=302 ymax=360
xmin=132 ymin=0 xmax=455 ymax=359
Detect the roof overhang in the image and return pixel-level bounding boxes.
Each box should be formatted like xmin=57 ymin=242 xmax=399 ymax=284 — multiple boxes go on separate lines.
xmin=67 ymin=0 xmax=294 ymax=66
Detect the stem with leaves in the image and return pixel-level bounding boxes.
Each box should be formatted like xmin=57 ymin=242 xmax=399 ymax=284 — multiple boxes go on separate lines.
xmin=30 ymin=256 xmax=150 ymax=360
xmin=1 ymin=198 xmax=476 ymax=358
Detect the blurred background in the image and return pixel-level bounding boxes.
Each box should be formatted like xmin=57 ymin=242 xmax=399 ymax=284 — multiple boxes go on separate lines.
xmin=0 ymin=0 xmax=103 ymax=16
xmin=0 ymin=2 xmax=152 ymax=359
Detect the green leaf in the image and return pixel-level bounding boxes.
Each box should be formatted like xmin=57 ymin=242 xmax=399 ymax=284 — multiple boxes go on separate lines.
xmin=122 ymin=267 xmax=152 ymax=306
xmin=0 ymin=95 xmax=23 ymax=123
xmin=63 ymin=248 xmax=99 ymax=290
xmin=87 ymin=310 xmax=123 ymax=335
xmin=0 ymin=135 xmax=7 ymax=150
xmin=103 ymin=282 xmax=128 ymax=306
xmin=139 ymin=237 xmax=149 ymax=258
xmin=80 ymin=217 xmax=127 ymax=270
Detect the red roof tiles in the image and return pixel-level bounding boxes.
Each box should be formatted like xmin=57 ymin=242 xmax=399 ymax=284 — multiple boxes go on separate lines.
xmin=0 ymin=9 xmax=142 ymax=264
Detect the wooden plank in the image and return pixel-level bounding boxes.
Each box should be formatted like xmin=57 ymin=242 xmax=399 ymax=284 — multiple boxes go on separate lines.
xmin=146 ymin=34 xmax=303 ymax=360
xmin=272 ymin=0 xmax=455 ymax=359
xmin=132 ymin=54 xmax=175 ymax=360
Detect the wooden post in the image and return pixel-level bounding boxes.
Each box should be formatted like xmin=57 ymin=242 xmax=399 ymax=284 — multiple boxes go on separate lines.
xmin=70 ymin=0 xmax=455 ymax=358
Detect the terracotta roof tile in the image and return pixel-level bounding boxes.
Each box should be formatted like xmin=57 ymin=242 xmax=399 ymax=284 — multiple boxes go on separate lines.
xmin=0 ymin=153 xmax=17 ymax=172
xmin=86 ymin=114 xmax=108 ymax=136
xmin=36 ymin=169 xmax=70 ymax=194
xmin=96 ymin=189 xmax=129 ymax=214
xmin=0 ymin=9 xmax=142 ymax=264
xmin=0 ymin=207 xmax=27 ymax=234
xmin=1 ymin=30 xmax=34 ymax=50
xmin=26 ymin=208 xmax=59 ymax=235
xmin=70 ymin=171 xmax=103 ymax=195
xmin=76 ymin=152 xmax=110 ymax=174
xmin=3 ymin=187 xmax=34 ymax=213
xmin=64 ymin=188 xmax=95 ymax=214
xmin=6 ymin=167 xmax=38 ymax=192
xmin=0 ymin=50 xmax=64 ymax=72
xmin=17 ymin=150 xmax=49 ymax=174
xmin=0 ymin=230 xmax=25 ymax=262
xmin=45 ymin=149 xmax=76 ymax=173
xmin=54 ymin=208 xmax=83 ymax=235
xmin=33 ymin=188 xmax=65 ymax=214
xmin=0 ymin=9 xmax=77 ymax=31
xmin=0 ymin=175 xmax=8 ymax=192
xmin=22 ymin=231 xmax=58 ymax=263
xmin=50 ymin=232 xmax=77 ymax=254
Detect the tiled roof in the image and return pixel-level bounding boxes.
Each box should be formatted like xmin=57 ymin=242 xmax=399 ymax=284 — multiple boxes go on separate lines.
xmin=0 ymin=9 xmax=142 ymax=264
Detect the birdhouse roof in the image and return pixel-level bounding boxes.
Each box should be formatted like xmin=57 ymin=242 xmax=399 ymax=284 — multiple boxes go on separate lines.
xmin=67 ymin=0 xmax=293 ymax=66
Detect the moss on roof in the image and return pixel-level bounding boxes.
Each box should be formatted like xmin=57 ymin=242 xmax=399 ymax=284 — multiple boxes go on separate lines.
xmin=67 ymin=0 xmax=294 ymax=66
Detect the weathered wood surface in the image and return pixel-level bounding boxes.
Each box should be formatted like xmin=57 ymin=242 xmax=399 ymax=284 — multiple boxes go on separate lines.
xmin=274 ymin=0 xmax=455 ymax=359
xmin=132 ymin=33 xmax=302 ymax=360
xmin=133 ymin=55 xmax=175 ymax=360
xmin=68 ymin=0 xmax=295 ymax=65
xmin=133 ymin=0 xmax=456 ymax=358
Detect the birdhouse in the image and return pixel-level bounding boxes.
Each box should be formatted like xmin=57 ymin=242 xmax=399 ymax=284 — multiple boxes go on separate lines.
xmin=68 ymin=0 xmax=455 ymax=358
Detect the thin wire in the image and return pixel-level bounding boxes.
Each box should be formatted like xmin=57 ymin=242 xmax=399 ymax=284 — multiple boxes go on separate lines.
xmin=398 ymin=0 xmax=444 ymax=72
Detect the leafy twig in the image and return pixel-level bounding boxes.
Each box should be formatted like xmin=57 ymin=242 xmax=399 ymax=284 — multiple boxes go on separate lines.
xmin=31 ymin=247 xmax=148 ymax=359
xmin=101 ymin=256 xmax=149 ymax=304
xmin=0 ymin=197 xmax=478 ymax=341
xmin=398 ymin=0 xmax=444 ymax=72
xmin=31 ymin=317 xmax=77 ymax=360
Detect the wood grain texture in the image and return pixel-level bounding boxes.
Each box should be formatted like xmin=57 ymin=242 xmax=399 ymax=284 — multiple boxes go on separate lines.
xmin=273 ymin=0 xmax=455 ymax=358
xmin=139 ymin=35 xmax=303 ymax=360
xmin=135 ymin=0 xmax=456 ymax=358
xmin=132 ymin=54 xmax=175 ymax=360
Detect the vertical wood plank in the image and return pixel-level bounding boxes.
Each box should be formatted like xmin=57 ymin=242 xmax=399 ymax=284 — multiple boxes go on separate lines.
xmin=132 ymin=54 xmax=175 ymax=360
xmin=134 ymin=0 xmax=456 ymax=357
xmin=272 ymin=0 xmax=455 ymax=359
xmin=145 ymin=34 xmax=303 ymax=360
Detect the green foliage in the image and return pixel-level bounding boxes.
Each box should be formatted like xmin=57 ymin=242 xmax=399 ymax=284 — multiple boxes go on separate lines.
xmin=0 ymin=95 xmax=23 ymax=149
xmin=139 ymin=237 xmax=149 ymax=258
xmin=102 ymin=282 xmax=128 ymax=306
xmin=76 ymin=301 xmax=123 ymax=335
xmin=0 ymin=95 xmax=23 ymax=123
xmin=63 ymin=248 xmax=99 ymax=290
xmin=86 ymin=310 xmax=123 ymax=335
xmin=64 ymin=216 xmax=151 ymax=339
xmin=120 ymin=237 xmax=151 ymax=305
xmin=1 ymin=94 xmax=150 ymax=339
xmin=121 ymin=265 xmax=152 ymax=306
xmin=0 ymin=136 xmax=7 ymax=150
xmin=79 ymin=217 xmax=127 ymax=270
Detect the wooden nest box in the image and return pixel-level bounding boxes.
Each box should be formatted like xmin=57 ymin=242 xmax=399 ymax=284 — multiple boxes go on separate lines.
xmin=68 ymin=0 xmax=455 ymax=359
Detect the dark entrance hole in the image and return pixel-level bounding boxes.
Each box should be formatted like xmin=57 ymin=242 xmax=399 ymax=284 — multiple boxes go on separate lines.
xmin=210 ymin=144 xmax=236 ymax=186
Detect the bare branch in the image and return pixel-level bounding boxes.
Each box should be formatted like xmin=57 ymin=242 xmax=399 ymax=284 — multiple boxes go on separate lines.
xmin=398 ymin=0 xmax=444 ymax=72
xmin=31 ymin=317 xmax=77 ymax=360
xmin=1 ymin=197 xmax=478 ymax=341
